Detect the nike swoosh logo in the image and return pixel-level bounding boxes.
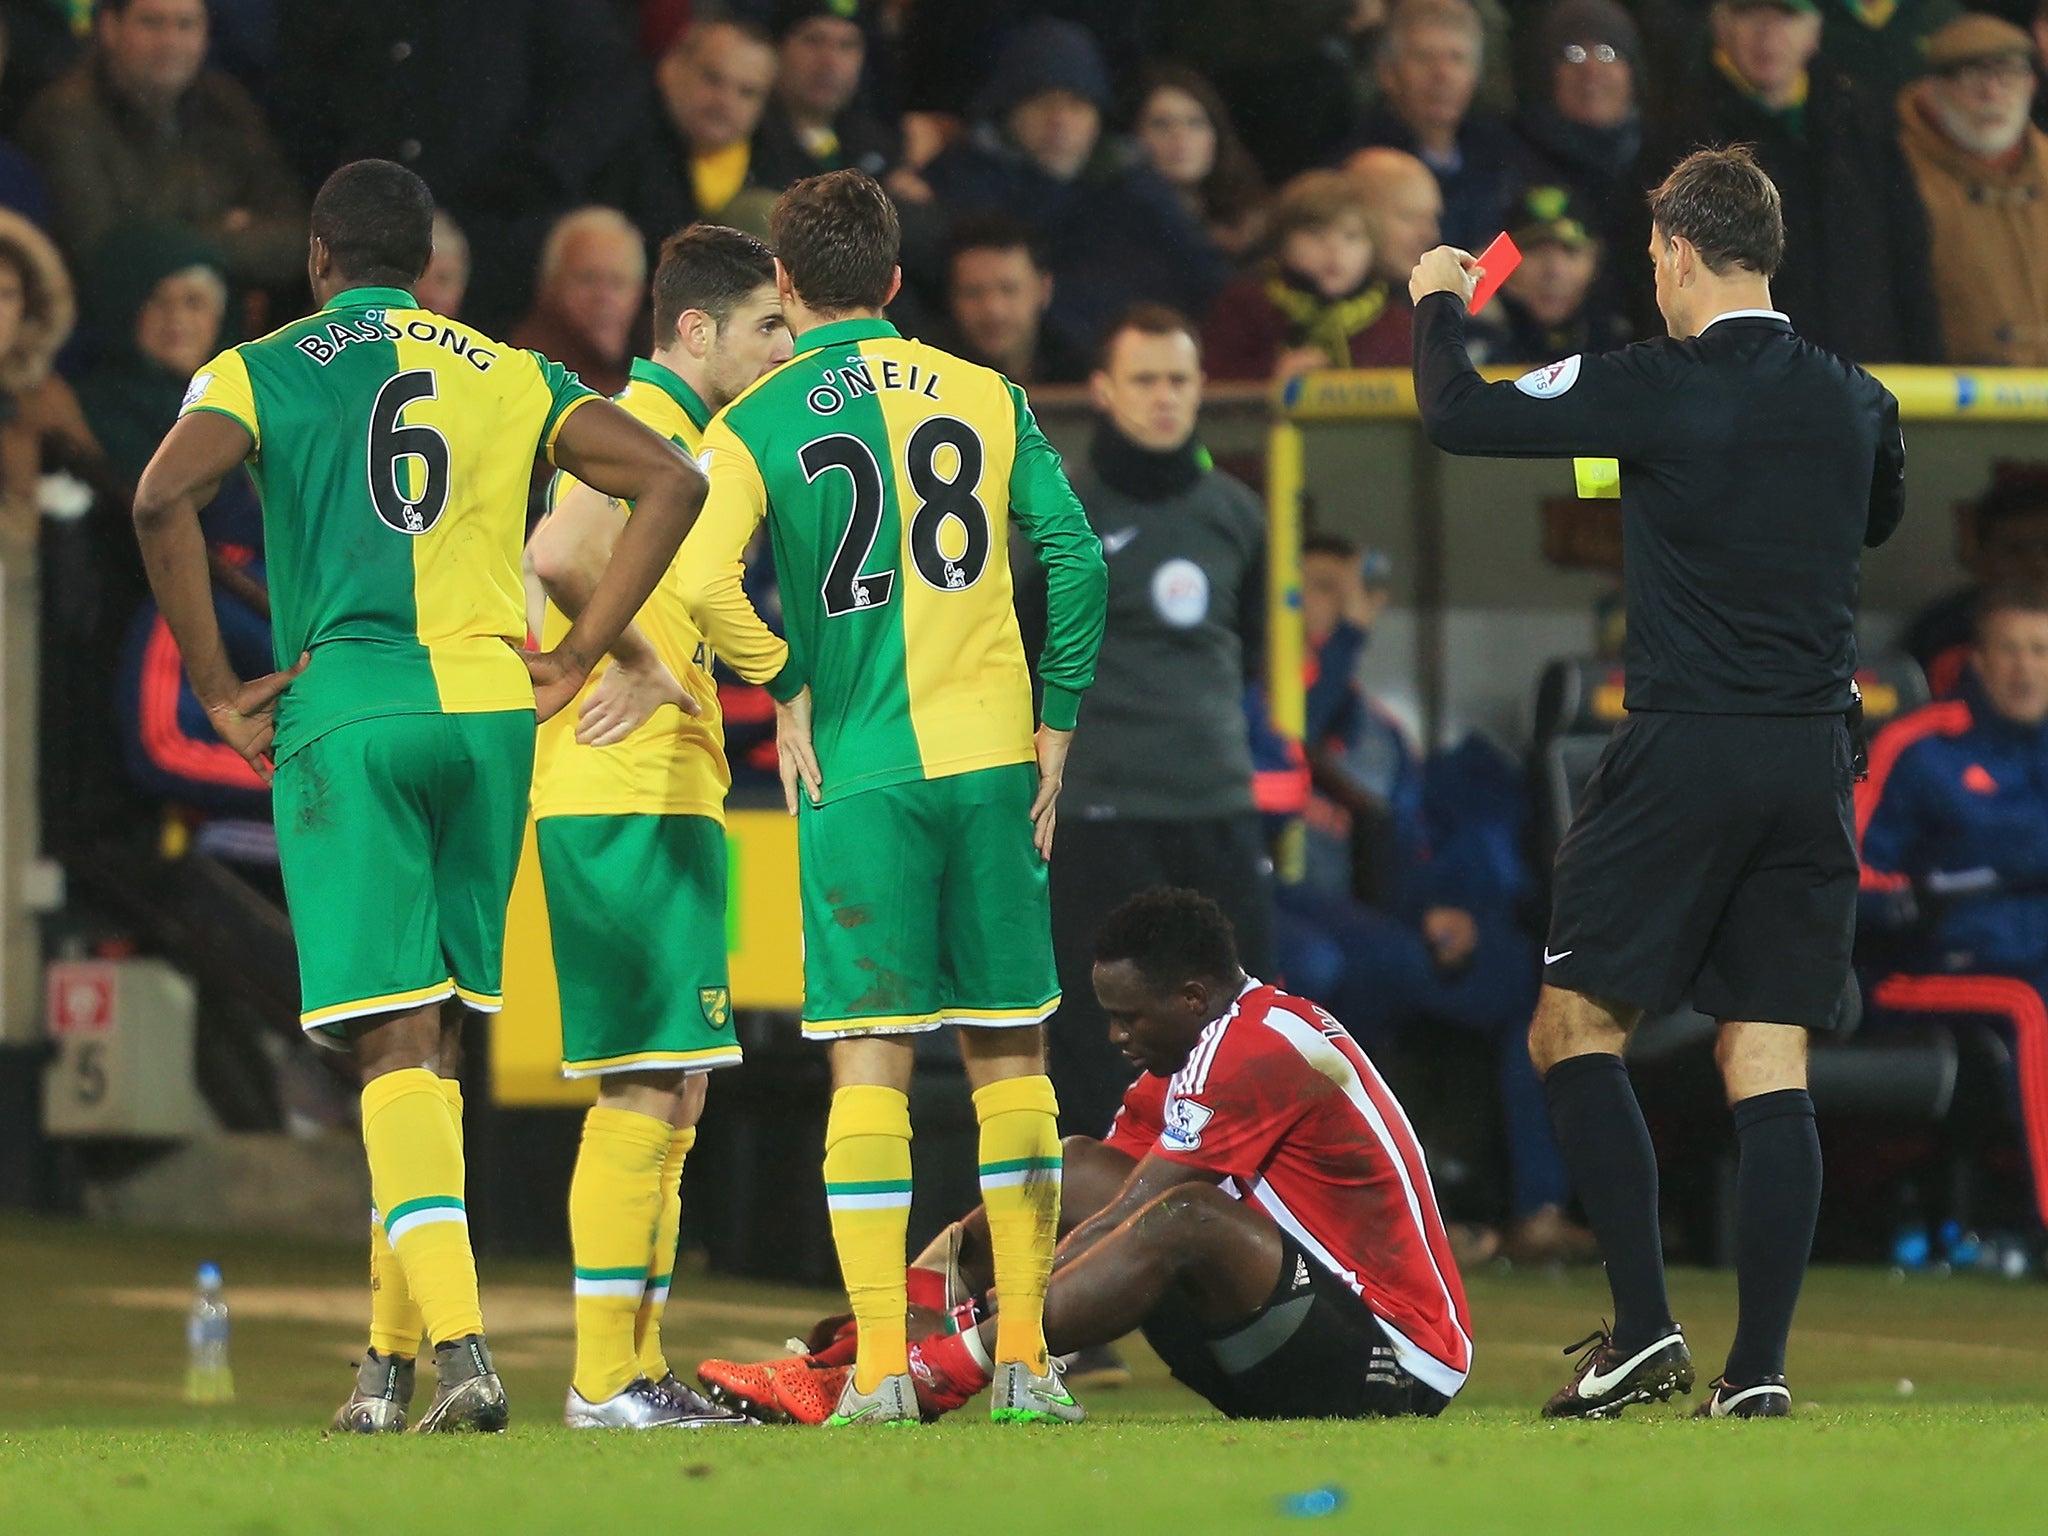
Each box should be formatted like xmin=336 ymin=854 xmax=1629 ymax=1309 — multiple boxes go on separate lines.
xmin=1099 ymin=526 xmax=1140 ymax=556
xmin=1544 ymin=948 xmax=1573 ymax=964
xmin=1578 ymin=1333 xmax=1681 ymax=1398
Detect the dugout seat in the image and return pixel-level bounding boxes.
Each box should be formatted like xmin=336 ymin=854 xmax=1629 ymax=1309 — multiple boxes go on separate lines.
xmin=1527 ymin=656 xmax=1955 ymax=1123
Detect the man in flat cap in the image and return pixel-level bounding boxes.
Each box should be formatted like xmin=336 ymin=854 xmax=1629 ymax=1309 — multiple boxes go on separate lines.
xmin=1898 ymin=13 xmax=2048 ymax=366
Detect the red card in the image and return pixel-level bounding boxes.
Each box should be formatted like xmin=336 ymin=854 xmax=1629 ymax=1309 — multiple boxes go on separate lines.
xmin=1468 ymin=232 xmax=1522 ymax=315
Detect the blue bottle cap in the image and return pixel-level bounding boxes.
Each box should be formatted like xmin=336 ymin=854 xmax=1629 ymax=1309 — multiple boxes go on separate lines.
xmin=1279 ymin=1487 xmax=1346 ymax=1518
xmin=197 ymin=1262 xmax=222 ymax=1287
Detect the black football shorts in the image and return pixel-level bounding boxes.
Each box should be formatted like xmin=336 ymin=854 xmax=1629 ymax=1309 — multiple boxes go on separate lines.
xmin=1544 ymin=711 xmax=1858 ymax=1029
xmin=1139 ymin=1233 xmax=1450 ymax=1420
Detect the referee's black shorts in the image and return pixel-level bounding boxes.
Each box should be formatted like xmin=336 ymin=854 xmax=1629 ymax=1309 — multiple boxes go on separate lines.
xmin=1544 ymin=711 xmax=1857 ymax=1030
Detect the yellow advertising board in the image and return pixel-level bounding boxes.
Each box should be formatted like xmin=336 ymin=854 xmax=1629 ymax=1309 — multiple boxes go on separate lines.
xmin=489 ymin=808 xmax=803 ymax=1106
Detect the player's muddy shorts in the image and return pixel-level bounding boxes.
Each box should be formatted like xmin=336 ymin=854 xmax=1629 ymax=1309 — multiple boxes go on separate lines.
xmin=536 ymin=812 xmax=741 ymax=1077
xmin=797 ymin=762 xmax=1059 ymax=1039
xmin=1140 ymin=1233 xmax=1452 ymax=1420
xmin=273 ymin=709 xmax=533 ymax=1043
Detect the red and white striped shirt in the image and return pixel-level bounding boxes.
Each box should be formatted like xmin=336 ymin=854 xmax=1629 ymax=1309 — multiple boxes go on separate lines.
xmin=1106 ymin=980 xmax=1474 ymax=1397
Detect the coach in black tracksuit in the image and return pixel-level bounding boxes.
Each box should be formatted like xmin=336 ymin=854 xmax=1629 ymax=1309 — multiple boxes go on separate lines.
xmin=1411 ymin=146 xmax=1905 ymax=1420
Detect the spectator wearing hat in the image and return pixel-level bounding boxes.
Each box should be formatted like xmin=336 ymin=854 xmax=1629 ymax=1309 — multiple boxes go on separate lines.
xmin=1820 ymin=0 xmax=1964 ymax=104
xmin=1639 ymin=0 xmax=1941 ymax=364
xmin=923 ymin=19 xmax=1228 ymax=354
xmin=1466 ymin=185 xmax=1630 ymax=365
xmin=1512 ymin=0 xmax=1644 ymax=257
xmin=1351 ymin=0 xmax=1520 ymax=253
xmin=1898 ymin=14 xmax=2048 ymax=367
xmin=1204 ymin=168 xmax=1412 ymax=382
xmin=751 ymin=0 xmax=910 ymax=194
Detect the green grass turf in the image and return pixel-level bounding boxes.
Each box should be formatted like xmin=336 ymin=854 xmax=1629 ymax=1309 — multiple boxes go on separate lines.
xmin=1 ymin=1215 xmax=2045 ymax=1534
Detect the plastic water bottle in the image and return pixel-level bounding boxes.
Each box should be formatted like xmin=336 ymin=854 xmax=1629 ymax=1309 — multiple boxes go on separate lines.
xmin=184 ymin=1262 xmax=235 ymax=1404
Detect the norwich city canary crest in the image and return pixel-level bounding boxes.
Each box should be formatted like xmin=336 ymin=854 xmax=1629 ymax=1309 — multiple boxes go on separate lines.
xmin=700 ymin=987 xmax=732 ymax=1029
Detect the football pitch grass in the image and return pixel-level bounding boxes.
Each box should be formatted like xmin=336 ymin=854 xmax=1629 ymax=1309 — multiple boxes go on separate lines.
xmin=2 ymin=1216 xmax=2044 ymax=1534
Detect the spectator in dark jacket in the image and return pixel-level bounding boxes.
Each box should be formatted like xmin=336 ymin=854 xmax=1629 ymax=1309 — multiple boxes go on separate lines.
xmin=20 ymin=0 xmax=304 ymax=292
xmin=939 ymin=215 xmax=1090 ymax=386
xmin=1204 ymin=168 xmax=1412 ymax=381
xmin=1511 ymin=0 xmax=1644 ymax=259
xmin=274 ymin=0 xmax=641 ymax=329
xmin=1132 ymin=63 xmax=1270 ymax=261
xmin=751 ymin=0 xmax=905 ymax=192
xmin=1352 ymin=0 xmax=1520 ymax=252
xmin=1467 ymin=184 xmax=1631 ymax=364
xmin=607 ymin=18 xmax=782 ymax=265
xmin=1820 ymin=0 xmax=1964 ymax=103
xmin=923 ymin=19 xmax=1229 ymax=356
xmin=1639 ymin=0 xmax=1942 ymax=364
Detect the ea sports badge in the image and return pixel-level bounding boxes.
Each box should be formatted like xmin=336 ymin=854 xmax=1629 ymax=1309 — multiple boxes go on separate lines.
xmin=699 ymin=987 xmax=732 ymax=1030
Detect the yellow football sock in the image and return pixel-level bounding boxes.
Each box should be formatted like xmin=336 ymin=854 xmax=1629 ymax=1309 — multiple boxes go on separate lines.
xmin=365 ymin=1210 xmax=423 ymax=1358
xmin=361 ymin=1068 xmax=482 ymax=1347
xmin=441 ymin=1078 xmax=465 ymax=1149
xmin=635 ymin=1124 xmax=696 ymax=1383
xmin=974 ymin=1075 xmax=1062 ymax=1373
xmin=824 ymin=1085 xmax=913 ymax=1393
xmin=569 ymin=1106 xmax=673 ymax=1403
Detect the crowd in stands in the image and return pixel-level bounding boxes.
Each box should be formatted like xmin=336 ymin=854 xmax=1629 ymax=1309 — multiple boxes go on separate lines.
xmin=6 ymin=0 xmax=2048 ymax=1262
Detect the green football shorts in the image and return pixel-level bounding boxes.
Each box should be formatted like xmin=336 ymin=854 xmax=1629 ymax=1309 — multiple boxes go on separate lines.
xmin=536 ymin=812 xmax=741 ymax=1077
xmin=797 ymin=761 xmax=1059 ymax=1039
xmin=272 ymin=709 xmax=534 ymax=1042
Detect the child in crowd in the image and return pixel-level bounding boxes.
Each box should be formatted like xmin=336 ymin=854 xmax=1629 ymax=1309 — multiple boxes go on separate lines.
xmin=1204 ymin=168 xmax=1412 ymax=381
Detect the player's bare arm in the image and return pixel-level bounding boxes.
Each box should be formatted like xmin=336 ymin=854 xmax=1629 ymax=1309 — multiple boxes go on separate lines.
xmin=525 ymin=479 xmax=700 ymax=745
xmin=133 ymin=409 xmax=307 ymax=782
xmin=1052 ymin=1150 xmax=1215 ymax=1274
xmin=529 ymin=399 xmax=707 ymax=721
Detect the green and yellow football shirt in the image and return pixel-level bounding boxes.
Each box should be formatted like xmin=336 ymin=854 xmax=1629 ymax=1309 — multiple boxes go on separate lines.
xmin=530 ymin=357 xmax=731 ymax=822
xmin=676 ymin=318 xmax=1106 ymax=803
xmin=180 ymin=286 xmax=599 ymax=761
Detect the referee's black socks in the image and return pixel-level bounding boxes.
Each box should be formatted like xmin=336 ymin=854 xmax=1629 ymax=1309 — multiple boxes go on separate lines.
xmin=1541 ymin=1052 xmax=1674 ymax=1353
xmin=1725 ymin=1088 xmax=1821 ymax=1384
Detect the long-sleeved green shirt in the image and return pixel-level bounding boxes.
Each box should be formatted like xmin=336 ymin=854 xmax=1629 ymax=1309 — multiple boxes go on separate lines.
xmin=676 ymin=316 xmax=1106 ymax=804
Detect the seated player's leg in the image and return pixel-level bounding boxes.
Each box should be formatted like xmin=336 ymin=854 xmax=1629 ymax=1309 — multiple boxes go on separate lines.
xmin=917 ymin=1181 xmax=1449 ymax=1420
xmin=934 ymin=1135 xmax=1138 ymax=1300
xmin=538 ymin=810 xmax=747 ymax=1429
xmin=276 ymin=715 xmax=502 ymax=1434
xmin=796 ymin=779 xmax=947 ymax=1425
xmin=940 ymin=763 xmax=1067 ymax=1421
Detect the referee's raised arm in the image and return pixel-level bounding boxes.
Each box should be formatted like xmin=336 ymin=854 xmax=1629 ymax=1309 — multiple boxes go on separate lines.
xmin=1407 ymin=248 xmax=1662 ymax=463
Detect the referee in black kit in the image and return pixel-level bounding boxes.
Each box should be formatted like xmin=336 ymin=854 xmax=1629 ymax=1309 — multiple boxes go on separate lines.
xmin=1408 ymin=147 xmax=1906 ymax=1421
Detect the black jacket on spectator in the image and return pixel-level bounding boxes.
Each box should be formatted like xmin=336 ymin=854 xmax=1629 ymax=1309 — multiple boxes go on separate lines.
xmin=1351 ymin=105 xmax=1522 ymax=254
xmin=274 ymin=0 xmax=639 ymax=328
xmin=1513 ymin=107 xmax=1641 ymax=253
xmin=1640 ymin=64 xmax=1942 ymax=365
xmin=924 ymin=127 xmax=1229 ymax=358
xmin=750 ymin=99 xmax=901 ymax=190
